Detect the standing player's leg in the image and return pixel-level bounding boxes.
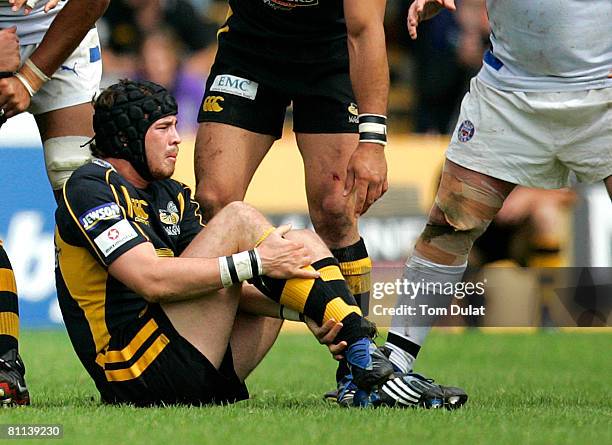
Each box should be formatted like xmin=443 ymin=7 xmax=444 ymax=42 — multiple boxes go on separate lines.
xmin=605 ymin=176 xmax=612 ymax=199
xmin=385 ymin=160 xmax=514 ymax=372
xmin=0 ymin=242 xmax=29 ymax=406
xmin=296 ymin=132 xmax=372 ymax=316
xmin=29 ymin=28 xmax=102 ymax=199
xmin=194 ymin=123 xmax=275 ymax=221
xmin=372 ymin=160 xmax=513 ymax=409
xmin=296 ymin=131 xmax=377 ymax=404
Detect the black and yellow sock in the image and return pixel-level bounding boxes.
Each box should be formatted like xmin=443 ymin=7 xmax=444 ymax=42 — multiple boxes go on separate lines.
xmin=252 ymin=257 xmax=376 ymax=345
xmin=0 ymin=244 xmax=19 ymax=355
xmin=331 ymin=238 xmax=372 ymax=316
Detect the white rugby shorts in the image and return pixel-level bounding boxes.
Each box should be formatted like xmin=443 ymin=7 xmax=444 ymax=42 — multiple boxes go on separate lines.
xmin=19 ymin=28 xmax=102 ymax=115
xmin=446 ymin=77 xmax=612 ymax=188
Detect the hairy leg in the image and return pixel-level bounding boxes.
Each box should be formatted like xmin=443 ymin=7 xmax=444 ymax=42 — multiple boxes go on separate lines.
xmin=296 ymin=132 xmax=360 ymax=248
xmin=163 ymin=202 xmax=277 ymax=369
xmin=194 ymin=122 xmax=274 ymax=220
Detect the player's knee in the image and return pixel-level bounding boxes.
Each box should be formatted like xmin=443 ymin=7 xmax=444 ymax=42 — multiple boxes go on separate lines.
xmin=310 ymin=195 xmax=354 ymax=241
xmin=43 ymin=136 xmax=93 ymax=190
xmin=434 ymin=168 xmax=503 ymax=233
xmin=195 ymin=184 xmax=237 ymax=219
xmin=218 ymin=201 xmax=260 ymax=226
xmin=285 ymin=229 xmax=328 ymax=255
xmin=414 ymin=173 xmax=503 ymax=265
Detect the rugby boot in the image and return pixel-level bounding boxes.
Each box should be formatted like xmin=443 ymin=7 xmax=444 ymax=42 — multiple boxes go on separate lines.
xmin=374 ymin=372 xmax=468 ymax=410
xmin=345 ymin=339 xmax=394 ymax=391
xmin=0 ymin=349 xmax=30 ymax=406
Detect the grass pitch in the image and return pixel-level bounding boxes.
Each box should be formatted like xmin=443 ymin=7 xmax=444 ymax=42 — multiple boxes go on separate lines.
xmin=2 ymin=329 xmax=610 ymax=445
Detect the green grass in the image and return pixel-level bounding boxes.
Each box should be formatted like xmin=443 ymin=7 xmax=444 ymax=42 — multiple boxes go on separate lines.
xmin=2 ymin=330 xmax=611 ymax=445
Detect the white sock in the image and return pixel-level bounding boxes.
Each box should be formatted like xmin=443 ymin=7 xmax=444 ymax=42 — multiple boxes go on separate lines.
xmin=385 ymin=255 xmax=467 ymax=372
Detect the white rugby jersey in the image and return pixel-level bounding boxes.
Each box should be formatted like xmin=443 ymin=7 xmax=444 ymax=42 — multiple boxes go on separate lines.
xmin=478 ymin=0 xmax=612 ymax=92
xmin=0 ymin=0 xmax=65 ymax=46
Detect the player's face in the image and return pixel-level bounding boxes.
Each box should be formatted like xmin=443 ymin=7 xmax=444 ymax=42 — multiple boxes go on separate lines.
xmin=144 ymin=115 xmax=181 ymax=180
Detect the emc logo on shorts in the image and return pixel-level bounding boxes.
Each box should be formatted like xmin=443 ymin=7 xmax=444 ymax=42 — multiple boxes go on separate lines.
xmin=210 ymin=74 xmax=259 ymax=100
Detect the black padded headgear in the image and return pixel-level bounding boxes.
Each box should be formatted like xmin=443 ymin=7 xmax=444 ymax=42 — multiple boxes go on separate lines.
xmin=93 ymin=79 xmax=178 ymax=180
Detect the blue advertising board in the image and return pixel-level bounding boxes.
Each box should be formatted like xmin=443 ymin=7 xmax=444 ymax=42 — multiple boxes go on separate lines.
xmin=1 ymin=141 xmax=60 ymax=327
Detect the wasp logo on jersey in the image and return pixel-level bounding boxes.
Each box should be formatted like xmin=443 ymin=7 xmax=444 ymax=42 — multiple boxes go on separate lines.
xmin=203 ymin=96 xmax=224 ymax=112
xmin=160 ymin=201 xmax=181 ymax=236
xmin=263 ymin=0 xmax=319 ymax=10
xmin=79 ymin=202 xmax=121 ymax=231
xmin=210 ymin=75 xmax=258 ymax=100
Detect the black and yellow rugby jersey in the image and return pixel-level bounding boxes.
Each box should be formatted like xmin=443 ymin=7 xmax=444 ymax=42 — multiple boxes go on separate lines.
xmin=220 ymin=0 xmax=347 ymax=64
xmin=54 ymin=159 xmax=204 ymax=389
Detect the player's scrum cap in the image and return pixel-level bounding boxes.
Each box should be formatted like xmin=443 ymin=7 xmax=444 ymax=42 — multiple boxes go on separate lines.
xmin=92 ymin=79 xmax=178 ymax=181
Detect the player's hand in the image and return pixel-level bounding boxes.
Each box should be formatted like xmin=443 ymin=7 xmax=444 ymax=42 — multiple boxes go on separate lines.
xmin=0 ymin=76 xmax=31 ymax=119
xmin=343 ymin=142 xmax=388 ymax=216
xmin=258 ymin=225 xmax=320 ymax=280
xmin=0 ymin=28 xmax=20 ymax=72
xmin=407 ymin=0 xmax=457 ymax=40
xmin=8 ymin=0 xmax=60 ymax=15
xmin=305 ymin=317 xmax=347 ymax=360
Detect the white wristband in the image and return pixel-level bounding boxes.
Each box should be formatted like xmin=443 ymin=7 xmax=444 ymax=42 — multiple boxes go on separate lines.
xmin=218 ymin=249 xmax=263 ymax=288
xmin=13 ymin=73 xmax=35 ymax=97
xmin=358 ymin=113 xmax=387 ymax=146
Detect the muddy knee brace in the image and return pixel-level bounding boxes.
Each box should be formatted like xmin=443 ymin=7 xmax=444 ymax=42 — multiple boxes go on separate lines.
xmin=415 ymin=169 xmax=505 ymax=265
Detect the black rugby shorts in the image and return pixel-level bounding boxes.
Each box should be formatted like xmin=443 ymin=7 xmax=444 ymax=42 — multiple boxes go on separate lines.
xmin=197 ymin=43 xmax=359 ymax=138
xmin=102 ymin=304 xmax=248 ymax=407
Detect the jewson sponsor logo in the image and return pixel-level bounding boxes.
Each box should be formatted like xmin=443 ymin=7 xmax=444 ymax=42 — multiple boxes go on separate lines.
xmin=79 ymin=202 xmax=121 ymax=231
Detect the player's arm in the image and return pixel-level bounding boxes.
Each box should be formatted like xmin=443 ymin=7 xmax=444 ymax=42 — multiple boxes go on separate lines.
xmin=407 ymin=0 xmax=457 ymax=40
xmin=343 ymin=0 xmax=389 ymax=216
xmin=108 ymin=226 xmax=316 ymax=304
xmin=0 ymin=0 xmax=110 ymax=118
xmin=108 ymin=243 xmax=229 ymax=303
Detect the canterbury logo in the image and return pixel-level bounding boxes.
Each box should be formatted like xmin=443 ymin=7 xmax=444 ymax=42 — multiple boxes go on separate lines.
xmin=203 ymin=96 xmax=224 ymax=112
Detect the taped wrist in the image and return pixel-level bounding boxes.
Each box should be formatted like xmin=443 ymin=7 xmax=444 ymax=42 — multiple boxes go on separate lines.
xmin=219 ymin=249 xmax=263 ymax=288
xmin=15 ymin=59 xmax=50 ymax=97
xmin=358 ymin=114 xmax=387 ymax=146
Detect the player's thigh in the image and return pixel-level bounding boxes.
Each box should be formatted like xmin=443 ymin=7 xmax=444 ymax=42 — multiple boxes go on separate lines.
xmin=160 ymin=284 xmax=242 ymax=370
xmin=34 ymin=102 xmax=94 ymax=140
xmin=194 ymin=122 xmax=274 ymax=201
xmin=195 ymin=59 xmax=289 ymax=201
